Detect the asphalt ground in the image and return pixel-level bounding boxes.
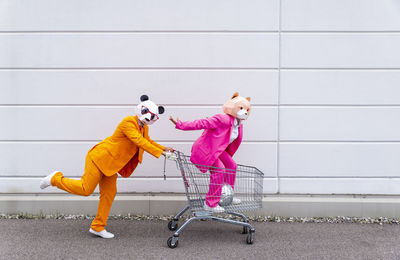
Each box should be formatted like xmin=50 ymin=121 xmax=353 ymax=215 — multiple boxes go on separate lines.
xmin=1 ymin=219 xmax=400 ymax=259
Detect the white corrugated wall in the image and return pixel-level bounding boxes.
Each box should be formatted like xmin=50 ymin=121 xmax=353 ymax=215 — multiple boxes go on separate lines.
xmin=1 ymin=0 xmax=400 ymax=196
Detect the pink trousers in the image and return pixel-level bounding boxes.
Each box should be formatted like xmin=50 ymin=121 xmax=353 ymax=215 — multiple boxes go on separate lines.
xmin=205 ymin=151 xmax=237 ymax=207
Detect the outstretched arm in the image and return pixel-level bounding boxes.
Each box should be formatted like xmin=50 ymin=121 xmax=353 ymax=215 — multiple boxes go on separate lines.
xmin=170 ymin=114 xmax=226 ymax=131
xmin=145 ymin=135 xmax=165 ymax=150
xmin=120 ymin=121 xmax=164 ymax=158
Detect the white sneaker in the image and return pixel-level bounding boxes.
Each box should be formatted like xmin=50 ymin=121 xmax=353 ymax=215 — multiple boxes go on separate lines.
xmin=89 ymin=228 xmax=114 ymax=239
xmin=40 ymin=171 xmax=60 ymax=189
xmin=232 ymin=198 xmax=241 ymax=205
xmin=204 ymin=202 xmax=225 ymax=213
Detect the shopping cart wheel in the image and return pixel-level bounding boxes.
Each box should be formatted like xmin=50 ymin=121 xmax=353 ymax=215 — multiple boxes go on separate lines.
xmin=168 ymin=220 xmax=178 ymax=231
xmin=246 ymin=231 xmax=255 ymax=244
xmin=167 ymin=236 xmax=179 ymax=248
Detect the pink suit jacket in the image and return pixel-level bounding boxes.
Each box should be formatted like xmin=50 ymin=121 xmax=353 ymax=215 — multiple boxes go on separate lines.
xmin=175 ymin=114 xmax=243 ymax=172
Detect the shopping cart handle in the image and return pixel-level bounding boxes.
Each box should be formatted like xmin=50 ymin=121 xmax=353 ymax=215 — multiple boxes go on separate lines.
xmin=165 ymin=152 xmax=177 ymax=161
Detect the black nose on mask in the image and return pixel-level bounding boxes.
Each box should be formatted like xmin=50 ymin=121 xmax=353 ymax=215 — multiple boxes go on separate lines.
xmin=145 ymin=118 xmax=150 ymax=122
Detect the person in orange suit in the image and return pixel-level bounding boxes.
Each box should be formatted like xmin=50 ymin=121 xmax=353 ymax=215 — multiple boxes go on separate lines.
xmin=40 ymin=95 xmax=174 ymax=238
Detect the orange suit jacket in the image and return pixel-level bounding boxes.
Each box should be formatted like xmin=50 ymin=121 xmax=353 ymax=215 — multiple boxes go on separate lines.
xmin=88 ymin=115 xmax=165 ymax=177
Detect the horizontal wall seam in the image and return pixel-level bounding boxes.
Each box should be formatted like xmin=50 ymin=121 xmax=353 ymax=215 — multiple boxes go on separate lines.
xmin=0 ymin=104 xmax=276 ymax=107
xmin=2 ymin=176 xmax=400 ymax=180
xmin=282 ymin=31 xmax=400 ymax=34
xmin=1 ymin=104 xmax=400 ymax=107
xmin=0 ymin=176 xmax=177 ymax=179
xmin=0 ymin=177 xmax=183 ymax=180
xmin=279 ymin=141 xmax=400 ymax=143
xmin=0 ymin=140 xmax=277 ymax=143
xmin=2 ymin=68 xmax=400 ymax=70
xmin=1 ymin=31 xmax=400 ymax=34
xmin=279 ymin=105 xmax=400 ymax=107
xmin=0 ymin=30 xmax=280 ymax=34
xmin=1 ymin=140 xmax=400 ymax=143
xmin=279 ymin=176 xmax=400 ymax=179
xmin=281 ymin=68 xmax=400 ymax=70
xmin=0 ymin=67 xmax=280 ymax=70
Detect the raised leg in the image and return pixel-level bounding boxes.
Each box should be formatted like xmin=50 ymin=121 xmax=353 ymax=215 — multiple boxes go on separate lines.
xmin=51 ymin=155 xmax=102 ymax=196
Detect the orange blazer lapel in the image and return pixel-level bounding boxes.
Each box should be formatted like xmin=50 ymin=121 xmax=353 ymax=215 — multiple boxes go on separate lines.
xmin=137 ymin=125 xmax=146 ymax=163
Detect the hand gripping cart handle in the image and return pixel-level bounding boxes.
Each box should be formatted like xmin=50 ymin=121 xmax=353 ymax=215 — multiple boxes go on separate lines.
xmin=164 ymin=151 xmax=264 ymax=248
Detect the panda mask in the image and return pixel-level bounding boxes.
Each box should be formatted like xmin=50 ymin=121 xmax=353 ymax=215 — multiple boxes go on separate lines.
xmin=135 ymin=95 xmax=165 ymax=125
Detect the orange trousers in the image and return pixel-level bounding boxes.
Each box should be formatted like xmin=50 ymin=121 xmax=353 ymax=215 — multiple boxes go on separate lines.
xmin=51 ymin=155 xmax=117 ymax=232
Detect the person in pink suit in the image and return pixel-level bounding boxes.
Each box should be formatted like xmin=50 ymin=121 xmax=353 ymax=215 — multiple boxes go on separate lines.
xmin=170 ymin=92 xmax=251 ymax=213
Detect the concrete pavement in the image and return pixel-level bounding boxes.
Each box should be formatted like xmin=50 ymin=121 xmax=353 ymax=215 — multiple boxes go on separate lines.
xmin=1 ymin=219 xmax=400 ymax=259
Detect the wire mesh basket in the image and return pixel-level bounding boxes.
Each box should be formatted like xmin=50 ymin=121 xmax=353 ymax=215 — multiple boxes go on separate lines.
xmin=174 ymin=151 xmax=264 ymax=214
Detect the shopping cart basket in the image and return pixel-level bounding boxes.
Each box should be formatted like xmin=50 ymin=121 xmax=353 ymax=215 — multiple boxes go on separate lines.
xmin=166 ymin=151 xmax=264 ymax=248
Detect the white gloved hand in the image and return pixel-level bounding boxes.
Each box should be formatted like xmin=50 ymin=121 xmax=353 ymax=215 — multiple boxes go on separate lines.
xmin=164 ymin=152 xmax=177 ymax=161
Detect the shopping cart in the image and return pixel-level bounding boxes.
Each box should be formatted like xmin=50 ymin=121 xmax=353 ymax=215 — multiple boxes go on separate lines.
xmin=166 ymin=151 xmax=264 ymax=248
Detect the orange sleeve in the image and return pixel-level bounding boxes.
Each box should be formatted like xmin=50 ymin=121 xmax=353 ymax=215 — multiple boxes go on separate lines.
xmin=120 ymin=120 xmax=163 ymax=158
xmin=149 ymin=140 xmax=165 ymax=151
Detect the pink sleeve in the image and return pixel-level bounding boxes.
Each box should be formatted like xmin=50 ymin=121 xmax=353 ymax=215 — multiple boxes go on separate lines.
xmin=175 ymin=114 xmax=227 ymax=131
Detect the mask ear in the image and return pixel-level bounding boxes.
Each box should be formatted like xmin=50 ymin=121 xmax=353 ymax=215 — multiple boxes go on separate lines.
xmin=140 ymin=95 xmax=149 ymax=102
xmin=231 ymin=92 xmax=239 ymax=99
xmin=246 ymin=97 xmax=251 ymax=102
xmin=158 ymin=106 xmax=165 ymax=114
